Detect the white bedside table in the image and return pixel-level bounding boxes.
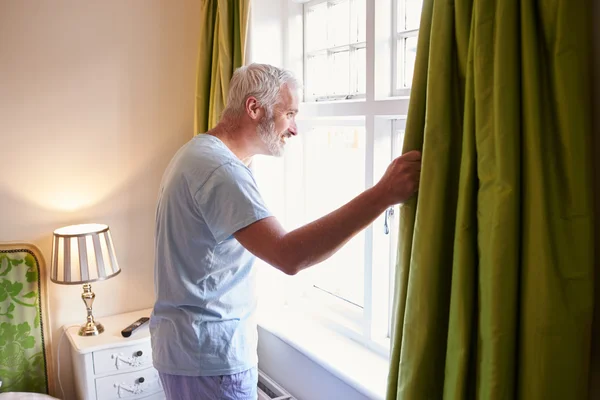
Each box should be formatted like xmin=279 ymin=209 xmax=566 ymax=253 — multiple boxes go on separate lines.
xmin=64 ymin=308 xmax=165 ymax=400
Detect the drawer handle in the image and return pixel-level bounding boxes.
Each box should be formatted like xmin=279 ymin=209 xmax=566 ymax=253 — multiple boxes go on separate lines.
xmin=114 ymin=380 xmax=148 ymax=397
xmin=138 ymin=377 xmax=145 ymax=384
xmin=135 ymin=350 xmax=143 ymax=357
xmin=111 ymin=353 xmax=144 ymax=369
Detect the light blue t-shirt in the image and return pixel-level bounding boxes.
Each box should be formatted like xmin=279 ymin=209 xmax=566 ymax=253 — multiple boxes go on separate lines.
xmin=150 ymin=134 xmax=272 ymax=376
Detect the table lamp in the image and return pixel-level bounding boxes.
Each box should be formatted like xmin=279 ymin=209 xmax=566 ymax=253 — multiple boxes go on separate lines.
xmin=50 ymin=223 xmax=121 ymax=336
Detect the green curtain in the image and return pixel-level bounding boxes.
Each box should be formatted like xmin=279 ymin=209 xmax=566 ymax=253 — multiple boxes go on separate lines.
xmin=195 ymin=0 xmax=250 ymax=135
xmin=387 ymin=0 xmax=594 ymax=399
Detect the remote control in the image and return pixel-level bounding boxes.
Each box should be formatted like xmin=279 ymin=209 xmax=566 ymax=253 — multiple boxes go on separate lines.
xmin=121 ymin=317 xmax=149 ymax=338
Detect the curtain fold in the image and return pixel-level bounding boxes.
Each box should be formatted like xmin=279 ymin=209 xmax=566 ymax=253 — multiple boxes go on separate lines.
xmin=387 ymin=1 xmax=594 ymax=399
xmin=195 ymin=0 xmax=250 ymax=135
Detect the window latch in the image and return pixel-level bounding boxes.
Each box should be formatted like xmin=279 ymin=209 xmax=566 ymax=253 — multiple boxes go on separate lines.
xmin=384 ymin=207 xmax=395 ymax=235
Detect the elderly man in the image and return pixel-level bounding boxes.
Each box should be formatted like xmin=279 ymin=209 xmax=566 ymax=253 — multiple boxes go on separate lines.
xmin=150 ymin=63 xmax=421 ymax=400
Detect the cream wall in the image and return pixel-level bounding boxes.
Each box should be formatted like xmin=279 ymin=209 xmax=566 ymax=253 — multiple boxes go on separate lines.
xmin=0 ymin=1 xmax=200 ymax=398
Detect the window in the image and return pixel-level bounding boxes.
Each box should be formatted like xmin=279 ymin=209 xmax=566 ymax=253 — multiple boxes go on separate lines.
xmin=304 ymin=0 xmax=366 ymax=101
xmin=254 ymin=0 xmax=422 ymax=356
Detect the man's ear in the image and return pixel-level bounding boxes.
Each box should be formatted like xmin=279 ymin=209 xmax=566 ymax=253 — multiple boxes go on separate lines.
xmin=245 ymin=96 xmax=262 ymax=121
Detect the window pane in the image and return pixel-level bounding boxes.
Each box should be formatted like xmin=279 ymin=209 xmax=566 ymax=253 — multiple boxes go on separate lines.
xmin=303 ymin=125 xmax=366 ymax=307
xmin=404 ymin=0 xmax=423 ymax=31
xmin=354 ymin=47 xmax=366 ymax=94
xmin=328 ymin=0 xmax=350 ymax=47
xmin=304 ymin=0 xmax=365 ymax=100
xmin=394 ymin=127 xmax=406 ymax=157
xmin=306 ymin=3 xmax=328 ymax=52
xmin=307 ymin=53 xmax=328 ymax=97
xmin=330 ymin=50 xmax=350 ymax=95
xmin=351 ymin=0 xmax=366 ymax=43
xmin=404 ymin=36 xmax=418 ymax=87
xmin=395 ymin=39 xmax=402 ymax=90
xmin=396 ymin=36 xmax=418 ymax=89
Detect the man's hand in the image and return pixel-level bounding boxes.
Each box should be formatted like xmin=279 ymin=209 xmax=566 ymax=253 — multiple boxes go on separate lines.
xmin=374 ymin=150 xmax=421 ymax=206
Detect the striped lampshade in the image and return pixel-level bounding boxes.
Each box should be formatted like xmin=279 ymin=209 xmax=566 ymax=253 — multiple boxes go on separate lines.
xmin=51 ymin=224 xmax=121 ymax=284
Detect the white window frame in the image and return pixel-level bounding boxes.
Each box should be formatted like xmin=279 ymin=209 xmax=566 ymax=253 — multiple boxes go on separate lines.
xmin=277 ymin=0 xmax=416 ymax=357
xmin=392 ymin=0 xmax=419 ymax=96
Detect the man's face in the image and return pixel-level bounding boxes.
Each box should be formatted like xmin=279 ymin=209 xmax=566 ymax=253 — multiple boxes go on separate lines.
xmin=257 ymin=84 xmax=299 ymax=157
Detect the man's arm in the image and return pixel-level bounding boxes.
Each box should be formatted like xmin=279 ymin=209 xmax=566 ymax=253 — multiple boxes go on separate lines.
xmin=235 ymin=186 xmax=388 ymax=275
xmin=234 ymin=150 xmax=421 ymax=275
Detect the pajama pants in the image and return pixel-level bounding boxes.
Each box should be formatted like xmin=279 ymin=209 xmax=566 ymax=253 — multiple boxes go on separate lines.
xmin=158 ymin=367 xmax=258 ymax=400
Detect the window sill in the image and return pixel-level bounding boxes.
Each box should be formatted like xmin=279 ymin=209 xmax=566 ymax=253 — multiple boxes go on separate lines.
xmin=257 ymin=305 xmax=389 ymax=400
xmin=375 ymin=94 xmax=411 ymax=102
xmin=301 ymin=97 xmax=367 ymax=106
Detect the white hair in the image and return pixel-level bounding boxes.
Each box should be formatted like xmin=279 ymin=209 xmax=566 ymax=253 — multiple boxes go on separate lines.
xmin=222 ymin=63 xmax=299 ymax=120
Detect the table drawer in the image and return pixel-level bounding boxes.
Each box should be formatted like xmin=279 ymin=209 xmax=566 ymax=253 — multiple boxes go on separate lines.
xmin=93 ymin=341 xmax=153 ymax=375
xmin=95 ymin=366 xmax=162 ymax=399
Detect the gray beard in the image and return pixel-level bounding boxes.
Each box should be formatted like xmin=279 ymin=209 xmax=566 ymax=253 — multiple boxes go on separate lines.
xmin=257 ymin=115 xmax=284 ymax=157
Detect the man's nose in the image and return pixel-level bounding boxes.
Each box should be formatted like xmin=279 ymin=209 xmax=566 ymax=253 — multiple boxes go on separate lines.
xmin=289 ymin=122 xmax=298 ymax=136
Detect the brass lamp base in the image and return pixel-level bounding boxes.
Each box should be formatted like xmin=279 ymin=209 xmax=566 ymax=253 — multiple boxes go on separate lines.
xmin=78 ymin=283 xmax=104 ymax=336
xmin=78 ymin=321 xmax=104 ymax=336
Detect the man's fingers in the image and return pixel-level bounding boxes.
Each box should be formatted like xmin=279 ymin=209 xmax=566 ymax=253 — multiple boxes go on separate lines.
xmin=400 ymin=150 xmax=422 ymax=161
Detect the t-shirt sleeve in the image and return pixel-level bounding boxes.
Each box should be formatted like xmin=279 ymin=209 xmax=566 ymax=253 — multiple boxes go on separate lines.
xmin=194 ymin=162 xmax=273 ymax=243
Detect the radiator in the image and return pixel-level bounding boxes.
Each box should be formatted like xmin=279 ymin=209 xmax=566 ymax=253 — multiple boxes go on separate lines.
xmin=258 ymin=369 xmax=297 ymax=400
